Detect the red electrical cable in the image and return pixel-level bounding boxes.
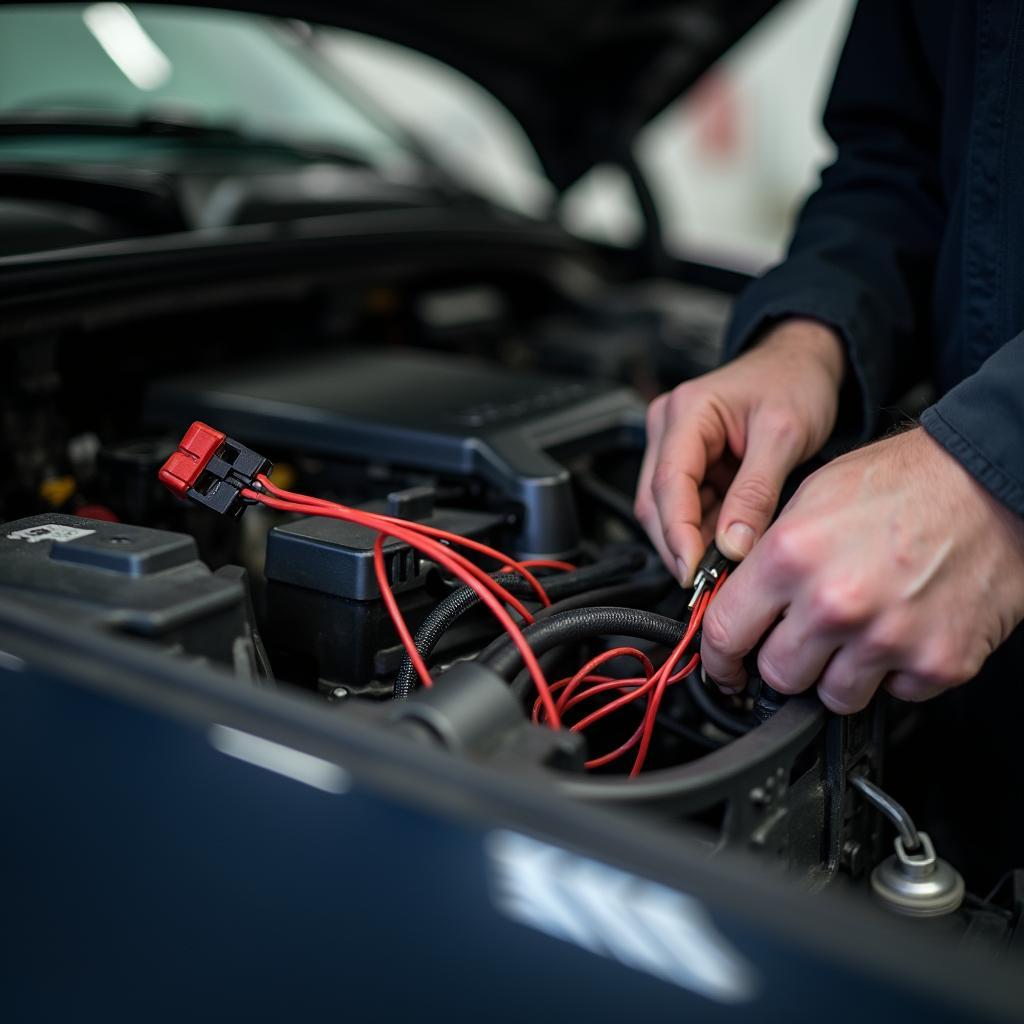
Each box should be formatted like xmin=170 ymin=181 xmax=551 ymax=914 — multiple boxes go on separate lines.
xmin=244 ymin=474 xmax=727 ymax=772
xmin=586 ymin=724 xmax=646 ymax=769
xmin=255 ymin=474 xmax=553 ymax=608
xmin=628 ymin=570 xmax=727 ymax=777
xmin=555 ymin=648 xmax=654 ymax=714
xmin=530 ymin=648 xmax=653 ymax=723
xmin=249 ymin=488 xmax=538 ymax=625
xmin=243 ymin=486 xmax=563 ymax=727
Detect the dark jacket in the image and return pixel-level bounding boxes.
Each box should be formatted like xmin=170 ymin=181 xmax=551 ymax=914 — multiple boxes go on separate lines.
xmin=725 ymin=0 xmax=1024 ymax=516
xmin=722 ymin=0 xmax=1024 ymax=888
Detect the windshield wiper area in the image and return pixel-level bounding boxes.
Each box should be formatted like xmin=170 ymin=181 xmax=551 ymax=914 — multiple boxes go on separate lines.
xmin=0 ymin=108 xmax=375 ymax=167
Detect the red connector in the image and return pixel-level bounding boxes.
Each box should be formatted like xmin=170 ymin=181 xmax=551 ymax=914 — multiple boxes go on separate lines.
xmin=159 ymin=422 xmax=227 ymax=498
xmin=159 ymin=421 xmax=273 ymax=518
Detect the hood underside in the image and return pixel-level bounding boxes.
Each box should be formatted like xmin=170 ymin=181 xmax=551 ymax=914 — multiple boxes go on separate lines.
xmin=7 ymin=0 xmax=783 ymax=189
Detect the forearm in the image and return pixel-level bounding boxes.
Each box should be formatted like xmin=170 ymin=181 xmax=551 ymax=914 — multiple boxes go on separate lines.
xmin=723 ymin=0 xmax=945 ymax=447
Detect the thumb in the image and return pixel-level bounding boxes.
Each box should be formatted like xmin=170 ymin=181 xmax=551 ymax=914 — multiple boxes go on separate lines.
xmin=716 ymin=416 xmax=804 ymax=559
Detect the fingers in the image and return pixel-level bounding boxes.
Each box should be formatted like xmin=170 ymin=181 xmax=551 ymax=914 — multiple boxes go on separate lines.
xmin=884 ymin=673 xmax=946 ymax=704
xmin=700 ymin=548 xmax=787 ymax=690
xmin=716 ymin=412 xmax=805 ymax=560
xmin=648 ymin=399 xmax=727 ymax=585
xmin=636 ymin=389 xmax=725 ymax=584
xmin=754 ymin=610 xmax=840 ymax=695
xmin=634 ymin=397 xmax=677 ymax=575
xmin=814 ymin=647 xmax=888 ymax=713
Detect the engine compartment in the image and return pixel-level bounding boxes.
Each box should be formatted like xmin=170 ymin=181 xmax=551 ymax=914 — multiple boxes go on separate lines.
xmin=1 ymin=266 xmax=1021 ymax=959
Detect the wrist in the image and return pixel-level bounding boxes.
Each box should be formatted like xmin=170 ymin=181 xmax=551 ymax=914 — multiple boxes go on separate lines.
xmin=759 ymin=318 xmax=846 ymax=391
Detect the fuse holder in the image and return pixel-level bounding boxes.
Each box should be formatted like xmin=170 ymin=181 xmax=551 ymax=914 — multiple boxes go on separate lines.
xmin=159 ymin=421 xmax=273 ymax=518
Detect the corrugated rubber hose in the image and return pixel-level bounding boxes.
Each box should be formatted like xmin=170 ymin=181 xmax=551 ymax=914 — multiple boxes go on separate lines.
xmin=392 ymin=550 xmax=648 ymax=698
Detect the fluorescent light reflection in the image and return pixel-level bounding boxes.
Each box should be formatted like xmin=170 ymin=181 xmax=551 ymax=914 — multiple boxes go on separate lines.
xmin=83 ymin=3 xmax=172 ymax=91
xmin=209 ymin=725 xmax=351 ymax=795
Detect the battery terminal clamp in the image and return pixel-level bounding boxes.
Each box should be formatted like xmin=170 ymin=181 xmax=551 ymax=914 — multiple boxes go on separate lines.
xmin=158 ymin=421 xmax=273 ymax=518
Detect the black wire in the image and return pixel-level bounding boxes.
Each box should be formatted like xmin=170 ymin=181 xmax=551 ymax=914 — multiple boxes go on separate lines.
xmin=650 ymin=710 xmax=724 ymax=750
xmin=393 ymin=550 xmax=651 ymax=697
xmin=684 ymin=673 xmax=754 ymax=736
xmin=505 ymin=575 xmax=676 ymax=699
xmin=483 ymin=605 xmax=691 ymax=680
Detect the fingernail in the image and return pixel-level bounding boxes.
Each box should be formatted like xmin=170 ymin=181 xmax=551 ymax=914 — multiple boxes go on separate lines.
xmin=723 ymin=522 xmax=755 ymax=558
xmin=675 ymin=557 xmax=690 ymax=586
xmin=702 ymin=665 xmax=742 ymax=694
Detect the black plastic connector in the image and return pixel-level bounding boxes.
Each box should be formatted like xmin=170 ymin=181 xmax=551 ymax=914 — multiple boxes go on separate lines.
xmin=159 ymin=421 xmax=273 ymax=519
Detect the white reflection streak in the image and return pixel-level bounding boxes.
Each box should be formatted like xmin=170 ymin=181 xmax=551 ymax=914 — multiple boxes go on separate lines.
xmin=487 ymin=830 xmax=757 ymax=1003
xmin=209 ymin=725 xmax=350 ymax=794
xmin=83 ymin=4 xmax=172 ymax=91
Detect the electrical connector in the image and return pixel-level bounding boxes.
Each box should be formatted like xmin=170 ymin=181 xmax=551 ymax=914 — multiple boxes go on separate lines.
xmin=158 ymin=421 xmax=273 ymax=518
xmin=687 ymin=540 xmax=734 ymax=610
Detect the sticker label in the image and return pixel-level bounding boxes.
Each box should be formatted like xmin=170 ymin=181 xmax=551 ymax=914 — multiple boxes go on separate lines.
xmin=6 ymin=523 xmax=95 ymax=544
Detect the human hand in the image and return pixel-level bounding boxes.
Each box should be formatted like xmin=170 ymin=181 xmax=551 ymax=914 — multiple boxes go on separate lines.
xmin=701 ymin=427 xmax=1024 ymax=711
xmin=634 ymin=318 xmax=845 ymax=584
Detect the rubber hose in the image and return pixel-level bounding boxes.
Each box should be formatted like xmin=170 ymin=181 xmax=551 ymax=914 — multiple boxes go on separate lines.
xmin=684 ymin=674 xmax=753 ymax=736
xmin=393 ymin=550 xmax=648 ymax=698
xmin=393 ymin=573 xmax=530 ymax=698
xmin=505 ymin=576 xmax=677 ymax=699
xmin=481 ymin=606 xmax=687 ymax=680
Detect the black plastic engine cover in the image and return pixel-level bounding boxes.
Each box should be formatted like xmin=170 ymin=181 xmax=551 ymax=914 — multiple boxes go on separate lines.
xmin=145 ymin=348 xmax=645 ymax=558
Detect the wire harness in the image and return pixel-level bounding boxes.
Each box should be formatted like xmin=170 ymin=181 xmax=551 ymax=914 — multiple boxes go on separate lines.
xmin=159 ymin=421 xmax=730 ymax=775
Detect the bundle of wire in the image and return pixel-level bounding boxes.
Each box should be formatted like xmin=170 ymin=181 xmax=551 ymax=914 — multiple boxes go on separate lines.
xmin=529 ymin=572 xmax=725 ymax=776
xmin=243 ymin=474 xmax=725 ymax=776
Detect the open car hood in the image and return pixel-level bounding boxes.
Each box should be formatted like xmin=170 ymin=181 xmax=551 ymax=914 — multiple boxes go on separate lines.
xmin=8 ymin=0 xmax=781 ymax=189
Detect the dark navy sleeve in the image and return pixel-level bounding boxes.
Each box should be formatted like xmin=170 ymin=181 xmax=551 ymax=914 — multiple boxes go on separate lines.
xmin=722 ymin=0 xmax=946 ymax=449
xmin=921 ymin=337 xmax=1024 ymax=517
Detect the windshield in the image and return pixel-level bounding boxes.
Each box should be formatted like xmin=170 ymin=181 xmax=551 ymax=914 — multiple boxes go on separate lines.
xmin=0 ymin=4 xmax=412 ymax=167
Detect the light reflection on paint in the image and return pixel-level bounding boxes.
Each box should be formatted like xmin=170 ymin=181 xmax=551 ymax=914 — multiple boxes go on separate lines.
xmin=487 ymin=829 xmax=758 ymax=1003
xmin=209 ymin=725 xmax=350 ymax=795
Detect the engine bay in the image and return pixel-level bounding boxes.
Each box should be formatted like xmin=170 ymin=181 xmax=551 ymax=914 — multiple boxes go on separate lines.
xmin=1 ymin=272 xmax=1021 ymax=962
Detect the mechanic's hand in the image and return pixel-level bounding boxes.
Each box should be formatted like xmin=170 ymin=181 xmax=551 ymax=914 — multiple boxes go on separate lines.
xmin=635 ymin=318 xmax=845 ymax=584
xmin=701 ymin=427 xmax=1024 ymax=712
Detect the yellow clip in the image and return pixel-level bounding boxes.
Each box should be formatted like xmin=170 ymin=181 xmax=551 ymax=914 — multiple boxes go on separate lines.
xmin=39 ymin=475 xmax=76 ymax=508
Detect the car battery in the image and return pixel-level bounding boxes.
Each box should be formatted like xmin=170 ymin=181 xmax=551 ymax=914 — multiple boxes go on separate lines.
xmin=0 ymin=513 xmax=259 ymax=679
xmin=263 ymin=493 xmax=506 ymax=692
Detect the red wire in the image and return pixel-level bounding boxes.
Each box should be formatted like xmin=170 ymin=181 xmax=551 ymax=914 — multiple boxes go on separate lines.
xmin=555 ymin=648 xmax=654 ymax=714
xmin=372 ymin=532 xmax=431 ymax=686
xmin=530 ymin=648 xmax=654 ymax=723
xmin=251 ymin=484 xmax=539 ymax=625
xmin=245 ymin=474 xmax=729 ymax=771
xmin=628 ymin=571 xmax=728 ymax=777
xmin=244 ymin=487 xmax=563 ymax=727
xmin=255 ymin=474 xmax=553 ymax=608
xmin=586 ymin=724 xmax=645 ymax=769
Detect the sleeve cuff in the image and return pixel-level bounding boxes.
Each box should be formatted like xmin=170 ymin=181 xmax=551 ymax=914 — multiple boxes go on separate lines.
xmin=723 ymin=282 xmax=889 ymax=456
xmin=921 ymin=406 xmax=1024 ymax=520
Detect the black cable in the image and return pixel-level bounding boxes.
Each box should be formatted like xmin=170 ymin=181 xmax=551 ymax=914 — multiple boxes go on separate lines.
xmin=393 ymin=572 xmax=528 ymax=698
xmin=505 ymin=575 xmax=676 ymax=699
xmin=393 ymin=550 xmax=649 ymax=698
xmin=684 ymin=674 xmax=753 ymax=736
xmin=482 ymin=605 xmax=689 ymax=680
xmin=651 ymin=711 xmax=724 ymax=751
